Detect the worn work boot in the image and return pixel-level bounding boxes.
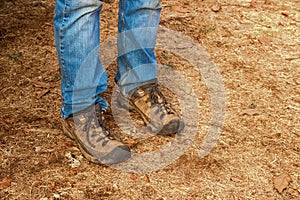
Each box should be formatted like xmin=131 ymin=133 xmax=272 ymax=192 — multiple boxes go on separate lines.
xmin=119 ymin=83 xmax=185 ymax=135
xmin=61 ymin=104 xmax=131 ymax=165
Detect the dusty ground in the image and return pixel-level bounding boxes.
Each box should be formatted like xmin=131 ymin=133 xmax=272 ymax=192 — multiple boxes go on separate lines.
xmin=0 ymin=0 xmax=300 ymax=199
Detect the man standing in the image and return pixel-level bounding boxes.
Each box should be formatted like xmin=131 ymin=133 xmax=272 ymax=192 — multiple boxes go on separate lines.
xmin=53 ymin=0 xmax=184 ymax=165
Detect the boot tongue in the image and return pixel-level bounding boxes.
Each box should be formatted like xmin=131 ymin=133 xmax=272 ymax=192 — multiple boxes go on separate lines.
xmin=130 ymin=83 xmax=157 ymax=100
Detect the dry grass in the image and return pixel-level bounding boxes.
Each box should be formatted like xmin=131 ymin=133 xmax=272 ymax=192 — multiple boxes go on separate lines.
xmin=0 ymin=0 xmax=299 ymax=199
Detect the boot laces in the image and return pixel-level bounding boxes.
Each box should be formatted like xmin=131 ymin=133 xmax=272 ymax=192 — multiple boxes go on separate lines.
xmin=77 ymin=107 xmax=116 ymax=142
xmin=149 ymin=84 xmax=175 ymax=114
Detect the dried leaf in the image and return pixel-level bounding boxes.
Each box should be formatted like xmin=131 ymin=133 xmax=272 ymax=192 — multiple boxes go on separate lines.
xmin=130 ymin=173 xmax=137 ymax=180
xmin=240 ymin=108 xmax=260 ymax=116
xmin=258 ymin=37 xmax=272 ymax=46
xmin=0 ymin=177 xmax=11 ymax=189
xmin=171 ymin=6 xmax=190 ymax=13
xmin=250 ymin=0 xmax=258 ymax=8
xmin=273 ymin=173 xmax=292 ymax=193
xmin=33 ymin=81 xmax=53 ymax=88
xmin=211 ymin=0 xmax=222 ymax=12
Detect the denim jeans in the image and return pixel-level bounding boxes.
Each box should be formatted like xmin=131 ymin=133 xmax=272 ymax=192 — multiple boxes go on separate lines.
xmin=53 ymin=0 xmax=161 ymax=118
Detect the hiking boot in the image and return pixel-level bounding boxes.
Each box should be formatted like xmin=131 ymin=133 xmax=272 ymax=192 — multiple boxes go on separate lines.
xmin=61 ymin=104 xmax=131 ymax=165
xmin=118 ymin=83 xmax=185 ymax=135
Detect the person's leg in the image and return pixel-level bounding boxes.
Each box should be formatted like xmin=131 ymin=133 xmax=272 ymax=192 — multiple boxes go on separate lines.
xmin=54 ymin=0 xmax=107 ymax=119
xmin=116 ymin=0 xmax=184 ymax=135
xmin=53 ymin=0 xmax=130 ymax=164
xmin=116 ymin=0 xmax=161 ymax=96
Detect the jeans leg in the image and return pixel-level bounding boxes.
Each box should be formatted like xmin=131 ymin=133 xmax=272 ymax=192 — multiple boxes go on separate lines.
xmin=116 ymin=0 xmax=162 ymax=97
xmin=54 ymin=0 xmax=108 ymax=118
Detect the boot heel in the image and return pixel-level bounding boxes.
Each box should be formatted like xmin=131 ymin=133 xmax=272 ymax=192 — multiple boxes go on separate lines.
xmin=61 ymin=120 xmax=75 ymax=139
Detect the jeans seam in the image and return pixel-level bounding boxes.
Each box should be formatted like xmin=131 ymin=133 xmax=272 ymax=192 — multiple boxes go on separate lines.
xmin=119 ymin=0 xmax=132 ymax=74
xmin=59 ymin=0 xmax=71 ymax=85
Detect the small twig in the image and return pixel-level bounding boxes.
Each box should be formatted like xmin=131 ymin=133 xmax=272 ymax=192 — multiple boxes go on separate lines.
xmin=37 ymin=89 xmax=50 ymax=99
xmin=285 ymin=57 xmax=300 ymax=61
xmin=287 ymin=105 xmax=300 ymax=110
xmin=222 ymin=4 xmax=250 ymax=8
xmin=243 ymin=16 xmax=272 ymax=28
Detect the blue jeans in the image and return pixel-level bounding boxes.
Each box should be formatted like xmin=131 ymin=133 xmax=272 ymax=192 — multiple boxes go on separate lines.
xmin=53 ymin=0 xmax=161 ymax=118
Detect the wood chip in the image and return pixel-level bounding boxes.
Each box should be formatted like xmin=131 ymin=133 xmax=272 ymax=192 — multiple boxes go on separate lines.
xmin=211 ymin=0 xmax=222 ymax=12
xmin=273 ymin=173 xmax=292 ymax=193
xmin=0 ymin=177 xmax=11 ymax=189
xmin=240 ymin=108 xmax=261 ymax=116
